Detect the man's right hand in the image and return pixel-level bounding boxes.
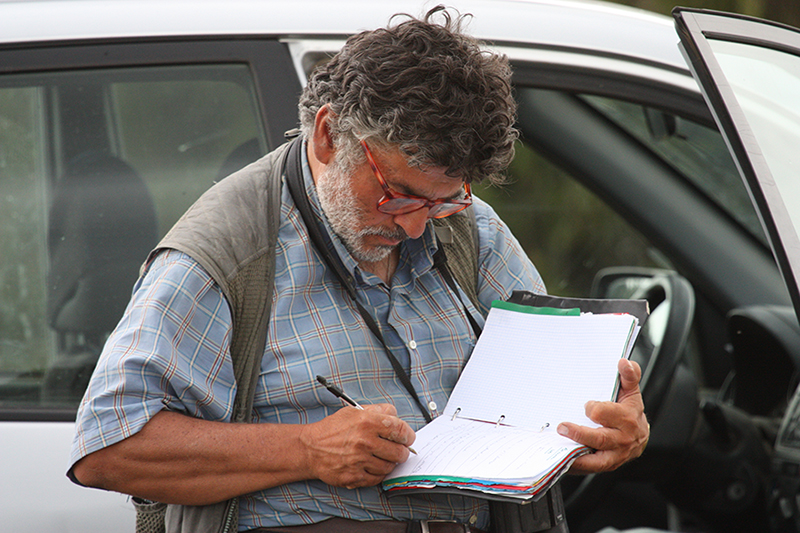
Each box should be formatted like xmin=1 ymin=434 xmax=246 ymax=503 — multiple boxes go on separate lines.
xmin=70 ymin=405 xmax=416 ymax=506
xmin=299 ymin=404 xmax=416 ymax=489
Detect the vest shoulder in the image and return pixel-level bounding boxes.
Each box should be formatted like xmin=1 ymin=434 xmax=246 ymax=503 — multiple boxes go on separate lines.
xmin=146 ymin=141 xmax=291 ymax=293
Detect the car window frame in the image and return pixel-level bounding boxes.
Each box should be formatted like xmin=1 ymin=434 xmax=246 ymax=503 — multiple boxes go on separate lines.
xmin=0 ymin=37 xmax=301 ymax=422
xmin=675 ymin=8 xmax=800 ymax=320
xmin=0 ymin=38 xmax=301 ymax=151
xmin=506 ymin=58 xmax=794 ymax=388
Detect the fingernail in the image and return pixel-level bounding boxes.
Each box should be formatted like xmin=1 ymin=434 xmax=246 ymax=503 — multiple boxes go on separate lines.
xmin=557 ymin=424 xmax=569 ymax=437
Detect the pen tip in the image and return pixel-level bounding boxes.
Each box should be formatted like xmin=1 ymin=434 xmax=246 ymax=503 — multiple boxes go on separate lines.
xmin=316 ymin=375 xmax=327 ymax=386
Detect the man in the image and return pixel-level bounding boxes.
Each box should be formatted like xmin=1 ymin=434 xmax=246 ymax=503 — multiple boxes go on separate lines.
xmin=69 ymin=6 xmax=649 ymax=532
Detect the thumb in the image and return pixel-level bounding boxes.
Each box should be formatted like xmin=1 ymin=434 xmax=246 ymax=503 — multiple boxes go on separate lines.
xmin=617 ymin=358 xmax=643 ymax=401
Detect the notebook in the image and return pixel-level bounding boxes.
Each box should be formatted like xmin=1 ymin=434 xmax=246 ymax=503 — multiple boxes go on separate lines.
xmin=382 ymin=293 xmax=647 ymax=501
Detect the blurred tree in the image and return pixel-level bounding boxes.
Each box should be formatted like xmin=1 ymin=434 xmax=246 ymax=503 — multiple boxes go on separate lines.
xmin=611 ymin=0 xmax=800 ymax=27
xmin=762 ymin=1 xmax=800 ymax=27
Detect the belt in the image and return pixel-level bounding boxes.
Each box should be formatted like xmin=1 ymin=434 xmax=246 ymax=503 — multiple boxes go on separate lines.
xmin=248 ymin=517 xmax=487 ymax=533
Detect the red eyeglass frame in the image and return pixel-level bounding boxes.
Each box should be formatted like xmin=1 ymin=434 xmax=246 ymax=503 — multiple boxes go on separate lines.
xmin=359 ymin=140 xmax=472 ymax=219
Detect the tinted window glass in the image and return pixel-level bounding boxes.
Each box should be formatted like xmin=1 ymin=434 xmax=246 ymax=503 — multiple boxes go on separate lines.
xmin=474 ymin=142 xmax=669 ymax=297
xmin=0 ymin=65 xmax=265 ymax=415
xmin=579 ymin=94 xmax=765 ymax=244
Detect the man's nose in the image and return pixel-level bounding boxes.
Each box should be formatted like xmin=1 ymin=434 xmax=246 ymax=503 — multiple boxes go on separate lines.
xmin=393 ymin=208 xmax=430 ymax=240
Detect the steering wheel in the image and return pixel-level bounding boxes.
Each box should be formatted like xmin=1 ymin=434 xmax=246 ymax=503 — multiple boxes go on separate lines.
xmin=627 ymin=270 xmax=696 ymax=421
xmin=562 ymin=268 xmax=696 ymax=522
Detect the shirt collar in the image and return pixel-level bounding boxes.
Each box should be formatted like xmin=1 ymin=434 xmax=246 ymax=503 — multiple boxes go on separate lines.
xmin=299 ymin=139 xmax=439 ymax=286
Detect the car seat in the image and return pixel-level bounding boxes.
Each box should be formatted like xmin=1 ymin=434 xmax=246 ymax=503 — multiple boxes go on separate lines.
xmin=42 ymin=151 xmax=158 ymax=404
xmin=215 ymin=137 xmax=264 ymax=182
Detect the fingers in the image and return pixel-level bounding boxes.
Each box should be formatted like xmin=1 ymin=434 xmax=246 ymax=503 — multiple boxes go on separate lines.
xmin=564 ymin=417 xmax=649 ymax=475
xmin=557 ymin=358 xmax=649 ymax=474
xmin=616 ymin=358 xmax=643 ymax=402
xmin=373 ymin=405 xmax=417 ymax=449
xmin=300 ymin=404 xmax=416 ymax=489
xmin=558 ymin=408 xmax=648 ymax=474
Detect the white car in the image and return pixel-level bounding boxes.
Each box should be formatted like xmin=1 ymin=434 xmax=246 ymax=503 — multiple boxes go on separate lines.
xmin=2 ymin=1 xmax=800 ymax=532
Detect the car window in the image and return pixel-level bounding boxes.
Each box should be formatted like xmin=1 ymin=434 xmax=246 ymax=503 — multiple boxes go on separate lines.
xmin=0 ymin=65 xmax=266 ymax=417
xmin=474 ymin=141 xmax=671 ymax=297
xmin=708 ymin=39 xmax=800 ymax=236
xmin=578 ymin=94 xmax=766 ymax=245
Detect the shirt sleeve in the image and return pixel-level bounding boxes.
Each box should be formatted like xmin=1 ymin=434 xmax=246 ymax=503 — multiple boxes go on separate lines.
xmin=69 ymin=250 xmax=235 ymax=468
xmin=471 ymin=197 xmax=547 ymax=316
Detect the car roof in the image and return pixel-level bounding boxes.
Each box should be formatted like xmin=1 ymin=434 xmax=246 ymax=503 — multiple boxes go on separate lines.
xmin=0 ymin=0 xmax=687 ymax=72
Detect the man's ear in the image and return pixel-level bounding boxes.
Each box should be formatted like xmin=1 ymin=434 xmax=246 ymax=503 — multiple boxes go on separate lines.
xmin=310 ymin=104 xmax=335 ymax=165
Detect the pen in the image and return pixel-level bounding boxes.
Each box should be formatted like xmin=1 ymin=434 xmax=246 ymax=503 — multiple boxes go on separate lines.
xmin=315 ymin=375 xmax=417 ymax=455
xmin=316 ymin=375 xmax=364 ymax=410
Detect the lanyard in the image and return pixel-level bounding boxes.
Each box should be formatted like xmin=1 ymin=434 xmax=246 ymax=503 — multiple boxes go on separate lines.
xmin=284 ymin=138 xmax=480 ymax=423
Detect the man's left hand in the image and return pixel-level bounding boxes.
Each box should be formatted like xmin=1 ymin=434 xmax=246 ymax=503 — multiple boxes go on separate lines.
xmin=558 ymin=358 xmax=649 ymax=474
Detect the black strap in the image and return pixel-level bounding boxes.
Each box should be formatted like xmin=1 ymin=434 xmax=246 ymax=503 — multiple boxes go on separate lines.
xmin=283 ymin=139 xmax=434 ymax=423
xmin=432 ymin=246 xmax=483 ymax=339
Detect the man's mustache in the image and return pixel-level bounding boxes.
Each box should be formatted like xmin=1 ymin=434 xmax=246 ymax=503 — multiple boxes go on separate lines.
xmin=360 ymin=226 xmax=408 ymax=242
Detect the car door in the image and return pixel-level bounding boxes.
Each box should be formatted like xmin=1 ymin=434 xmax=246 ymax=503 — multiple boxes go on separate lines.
xmin=675 ymin=7 xmax=800 ymax=529
xmin=0 ymin=37 xmax=300 ymax=530
xmin=675 ymin=8 xmax=800 ymax=317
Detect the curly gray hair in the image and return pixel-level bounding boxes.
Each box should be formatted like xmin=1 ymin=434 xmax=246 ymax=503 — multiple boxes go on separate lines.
xmin=298 ymin=5 xmax=518 ymax=184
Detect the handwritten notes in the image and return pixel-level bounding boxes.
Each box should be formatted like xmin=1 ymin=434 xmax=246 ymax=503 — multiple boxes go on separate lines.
xmin=382 ymin=300 xmax=641 ymax=501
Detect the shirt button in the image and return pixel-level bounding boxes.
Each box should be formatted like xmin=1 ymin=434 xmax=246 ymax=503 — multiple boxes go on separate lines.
xmin=428 ymin=401 xmax=438 ymax=412
xmin=469 ymin=515 xmax=478 ymax=525
xmin=408 ymin=340 xmax=417 ymax=350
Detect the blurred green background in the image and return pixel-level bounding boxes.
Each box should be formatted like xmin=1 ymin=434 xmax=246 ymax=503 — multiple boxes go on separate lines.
xmin=611 ymin=0 xmax=799 ymax=26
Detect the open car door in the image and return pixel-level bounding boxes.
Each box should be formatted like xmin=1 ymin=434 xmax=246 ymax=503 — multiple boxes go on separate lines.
xmin=674 ymin=8 xmax=800 ymax=316
xmin=674 ymin=7 xmax=800 ymax=527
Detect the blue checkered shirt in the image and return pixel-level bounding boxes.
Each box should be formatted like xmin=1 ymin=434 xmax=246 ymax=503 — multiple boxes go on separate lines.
xmin=70 ymin=146 xmax=545 ymax=530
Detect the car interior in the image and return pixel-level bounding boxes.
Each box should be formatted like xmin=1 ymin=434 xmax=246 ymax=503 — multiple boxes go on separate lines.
xmin=0 ymin=64 xmax=267 ymax=413
xmin=43 ymin=149 xmax=158 ymax=404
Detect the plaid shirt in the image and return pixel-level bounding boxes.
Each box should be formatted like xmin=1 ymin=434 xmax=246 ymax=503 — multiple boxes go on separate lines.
xmin=70 ymin=147 xmax=545 ymax=530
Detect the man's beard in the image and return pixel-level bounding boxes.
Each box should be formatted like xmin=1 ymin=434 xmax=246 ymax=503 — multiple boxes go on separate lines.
xmin=316 ymin=160 xmax=407 ymax=263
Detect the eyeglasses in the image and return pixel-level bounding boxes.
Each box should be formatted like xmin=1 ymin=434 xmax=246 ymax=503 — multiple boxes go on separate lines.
xmin=360 ymin=140 xmax=472 ymax=219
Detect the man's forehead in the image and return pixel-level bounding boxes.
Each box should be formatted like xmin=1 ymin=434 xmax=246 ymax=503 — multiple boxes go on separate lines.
xmin=375 ymin=147 xmax=464 ymax=199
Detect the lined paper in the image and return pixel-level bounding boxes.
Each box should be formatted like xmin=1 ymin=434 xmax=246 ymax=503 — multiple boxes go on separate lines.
xmin=383 ymin=301 xmax=640 ymax=501
xmin=443 ymin=307 xmax=637 ymax=429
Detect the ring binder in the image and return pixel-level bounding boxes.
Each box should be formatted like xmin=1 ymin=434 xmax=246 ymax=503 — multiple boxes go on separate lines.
xmin=383 ymin=296 xmax=646 ymax=502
